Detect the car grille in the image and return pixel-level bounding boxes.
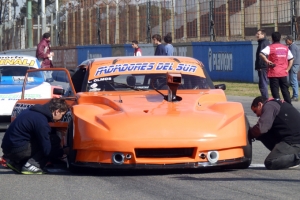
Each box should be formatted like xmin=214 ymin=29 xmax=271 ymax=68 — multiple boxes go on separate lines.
xmin=135 ymin=148 xmax=194 ymax=158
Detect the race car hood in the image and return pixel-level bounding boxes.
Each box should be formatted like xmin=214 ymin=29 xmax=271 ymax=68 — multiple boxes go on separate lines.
xmin=74 ymin=90 xmax=245 ymax=140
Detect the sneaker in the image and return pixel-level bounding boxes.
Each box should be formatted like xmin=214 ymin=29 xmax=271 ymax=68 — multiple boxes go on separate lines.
xmin=0 ymin=156 xmax=7 ymax=168
xmin=6 ymin=161 xmax=21 ymax=174
xmin=291 ymin=97 xmax=298 ymax=102
xmin=289 ymin=164 xmax=299 ymax=169
xmin=21 ymin=162 xmax=44 ymax=175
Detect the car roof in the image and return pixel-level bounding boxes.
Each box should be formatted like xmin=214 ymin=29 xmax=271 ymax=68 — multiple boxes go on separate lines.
xmin=87 ymin=56 xmax=205 ymax=79
xmin=0 ymin=55 xmax=40 ymax=69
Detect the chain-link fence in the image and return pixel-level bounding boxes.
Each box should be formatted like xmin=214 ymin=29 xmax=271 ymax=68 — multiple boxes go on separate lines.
xmin=0 ymin=0 xmax=299 ymax=50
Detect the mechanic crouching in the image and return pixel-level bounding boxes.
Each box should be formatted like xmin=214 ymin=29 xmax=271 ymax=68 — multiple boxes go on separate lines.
xmin=250 ymin=96 xmax=300 ymax=170
xmin=1 ymin=98 xmax=69 ymax=174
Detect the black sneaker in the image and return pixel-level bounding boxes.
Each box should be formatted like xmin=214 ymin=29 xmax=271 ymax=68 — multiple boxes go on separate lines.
xmin=291 ymin=97 xmax=298 ymax=102
xmin=21 ymin=162 xmax=44 ymax=175
xmin=6 ymin=160 xmax=21 ymax=174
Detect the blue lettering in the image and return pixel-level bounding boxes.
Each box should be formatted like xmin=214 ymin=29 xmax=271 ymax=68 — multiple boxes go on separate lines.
xmin=127 ymin=64 xmax=135 ymax=71
xmin=176 ymin=64 xmax=184 ymax=71
xmin=139 ymin=63 xmax=147 ymax=70
xmin=105 ymin=66 xmax=115 ymax=74
xmin=133 ymin=63 xmax=141 ymax=70
xmin=162 ymin=63 xmax=173 ymax=70
xmin=119 ymin=65 xmax=128 ymax=72
xmin=147 ymin=63 xmax=155 ymax=70
xmin=183 ymin=66 xmax=189 ymax=71
xmin=95 ymin=67 xmax=108 ymax=76
xmin=156 ymin=63 xmax=164 ymax=70
xmin=189 ymin=66 xmax=197 ymax=72
xmin=114 ymin=64 xmax=122 ymax=72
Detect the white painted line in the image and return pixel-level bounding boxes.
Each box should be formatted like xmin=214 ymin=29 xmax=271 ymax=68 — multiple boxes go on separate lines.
xmin=249 ymin=164 xmax=265 ymax=168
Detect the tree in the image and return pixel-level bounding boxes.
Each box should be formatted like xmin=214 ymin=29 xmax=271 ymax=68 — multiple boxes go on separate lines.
xmin=19 ymin=0 xmax=65 ymax=19
xmin=0 ymin=0 xmax=10 ymax=24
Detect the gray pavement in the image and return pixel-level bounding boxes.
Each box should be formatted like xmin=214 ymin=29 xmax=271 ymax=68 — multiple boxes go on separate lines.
xmin=0 ymin=95 xmax=300 ymax=200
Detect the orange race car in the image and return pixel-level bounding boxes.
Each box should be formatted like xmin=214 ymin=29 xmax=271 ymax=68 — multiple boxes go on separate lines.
xmin=10 ymin=56 xmax=251 ymax=172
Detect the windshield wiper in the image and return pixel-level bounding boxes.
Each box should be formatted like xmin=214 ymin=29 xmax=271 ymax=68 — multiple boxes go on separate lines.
xmin=113 ymin=82 xmax=147 ymax=91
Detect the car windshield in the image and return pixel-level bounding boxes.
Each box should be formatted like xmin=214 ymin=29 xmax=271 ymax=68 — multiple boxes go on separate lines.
xmin=0 ymin=66 xmax=33 ymax=83
xmin=87 ymin=73 xmax=211 ymax=92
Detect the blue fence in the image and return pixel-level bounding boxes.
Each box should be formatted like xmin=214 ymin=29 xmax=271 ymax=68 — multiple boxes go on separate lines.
xmin=0 ymin=42 xmax=258 ymax=83
xmin=76 ymin=42 xmax=255 ymax=82
xmin=192 ymin=42 xmax=254 ymax=82
xmin=77 ymin=45 xmax=112 ymax=65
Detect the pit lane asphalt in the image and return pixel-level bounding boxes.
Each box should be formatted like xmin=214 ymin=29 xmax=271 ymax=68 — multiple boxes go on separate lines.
xmin=0 ymin=95 xmax=300 ymax=200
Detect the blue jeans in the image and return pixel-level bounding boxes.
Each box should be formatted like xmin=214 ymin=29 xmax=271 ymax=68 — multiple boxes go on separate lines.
xmin=289 ymin=64 xmax=299 ymax=98
xmin=258 ymin=69 xmax=269 ymax=98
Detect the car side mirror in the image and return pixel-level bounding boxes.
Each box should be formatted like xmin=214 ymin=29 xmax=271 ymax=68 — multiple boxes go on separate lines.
xmin=53 ymin=88 xmax=65 ymax=95
xmin=214 ymin=84 xmax=226 ymax=90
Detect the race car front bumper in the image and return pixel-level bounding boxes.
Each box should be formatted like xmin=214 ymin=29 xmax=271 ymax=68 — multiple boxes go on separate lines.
xmin=71 ymin=157 xmax=250 ymax=169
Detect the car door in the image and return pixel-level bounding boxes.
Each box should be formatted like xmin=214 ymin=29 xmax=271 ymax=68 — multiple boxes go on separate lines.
xmin=12 ymin=68 xmax=77 ymax=129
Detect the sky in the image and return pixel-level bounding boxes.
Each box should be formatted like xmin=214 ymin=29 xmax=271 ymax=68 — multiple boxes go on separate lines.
xmin=12 ymin=0 xmax=25 ymax=18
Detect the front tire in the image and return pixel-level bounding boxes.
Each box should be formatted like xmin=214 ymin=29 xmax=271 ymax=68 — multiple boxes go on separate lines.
xmin=225 ymin=116 xmax=252 ymax=169
xmin=67 ymin=120 xmax=80 ymax=173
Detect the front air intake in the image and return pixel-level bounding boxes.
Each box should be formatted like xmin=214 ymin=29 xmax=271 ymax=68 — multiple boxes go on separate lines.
xmin=135 ymin=148 xmax=194 ymax=158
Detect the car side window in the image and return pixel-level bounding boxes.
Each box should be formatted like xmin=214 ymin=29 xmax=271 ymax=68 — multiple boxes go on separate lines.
xmin=71 ymin=68 xmax=86 ymax=93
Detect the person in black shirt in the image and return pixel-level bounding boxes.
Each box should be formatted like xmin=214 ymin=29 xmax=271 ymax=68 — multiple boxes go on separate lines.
xmin=255 ymin=29 xmax=270 ymax=99
xmin=250 ymin=96 xmax=300 ymax=170
xmin=152 ymin=34 xmax=166 ymax=56
xmin=1 ymin=98 xmax=69 ymax=174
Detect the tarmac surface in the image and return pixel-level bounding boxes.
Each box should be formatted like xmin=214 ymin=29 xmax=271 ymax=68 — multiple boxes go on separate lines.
xmin=0 ymin=95 xmax=300 ymax=200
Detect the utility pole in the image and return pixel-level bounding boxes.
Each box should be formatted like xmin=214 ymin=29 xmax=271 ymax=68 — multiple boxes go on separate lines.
xmin=8 ymin=0 xmax=11 ymax=22
xmin=27 ymin=0 xmax=33 ymax=48
xmin=97 ymin=6 xmax=101 ymax=44
xmin=55 ymin=0 xmax=60 ymax=46
xmin=291 ymin=0 xmax=297 ymax=40
xmin=209 ymin=0 xmax=215 ymax=41
xmin=41 ymin=0 xmax=46 ymax=34
xmin=146 ymin=0 xmax=151 ymax=43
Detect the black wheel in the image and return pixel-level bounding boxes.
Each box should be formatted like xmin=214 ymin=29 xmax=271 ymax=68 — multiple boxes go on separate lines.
xmin=225 ymin=116 xmax=252 ymax=169
xmin=67 ymin=120 xmax=81 ymax=173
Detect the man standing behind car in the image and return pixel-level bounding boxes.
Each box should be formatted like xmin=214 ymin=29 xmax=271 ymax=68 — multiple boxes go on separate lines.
xmin=36 ymin=32 xmax=54 ymax=68
xmin=255 ymin=29 xmax=270 ymax=99
xmin=285 ymin=35 xmax=300 ymax=101
xmin=260 ymin=31 xmax=294 ymax=104
xmin=1 ymin=98 xmax=69 ymax=174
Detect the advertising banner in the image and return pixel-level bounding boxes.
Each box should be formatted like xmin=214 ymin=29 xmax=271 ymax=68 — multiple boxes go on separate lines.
xmin=192 ymin=41 xmax=254 ymax=82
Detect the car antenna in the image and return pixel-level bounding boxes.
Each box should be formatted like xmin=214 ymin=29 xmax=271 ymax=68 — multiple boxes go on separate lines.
xmin=113 ymin=59 xmax=119 ymax=64
xmin=173 ymin=58 xmax=181 ymax=63
xmin=119 ymin=95 xmax=123 ymax=103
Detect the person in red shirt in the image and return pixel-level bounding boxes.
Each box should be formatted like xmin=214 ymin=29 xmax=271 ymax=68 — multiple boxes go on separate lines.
xmin=132 ymin=40 xmax=142 ymax=56
xmin=36 ymin=33 xmax=54 ymax=68
xmin=260 ymin=32 xmax=294 ymax=104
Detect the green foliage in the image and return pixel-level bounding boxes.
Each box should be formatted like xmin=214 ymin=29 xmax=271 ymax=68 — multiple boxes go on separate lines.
xmin=19 ymin=0 xmax=63 ymax=18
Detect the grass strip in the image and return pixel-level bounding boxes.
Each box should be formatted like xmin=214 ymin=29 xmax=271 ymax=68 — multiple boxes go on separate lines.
xmin=214 ymin=81 xmax=298 ymax=97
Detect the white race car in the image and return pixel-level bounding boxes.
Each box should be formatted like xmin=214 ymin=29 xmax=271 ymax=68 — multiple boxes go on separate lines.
xmin=0 ymin=55 xmax=43 ymax=128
